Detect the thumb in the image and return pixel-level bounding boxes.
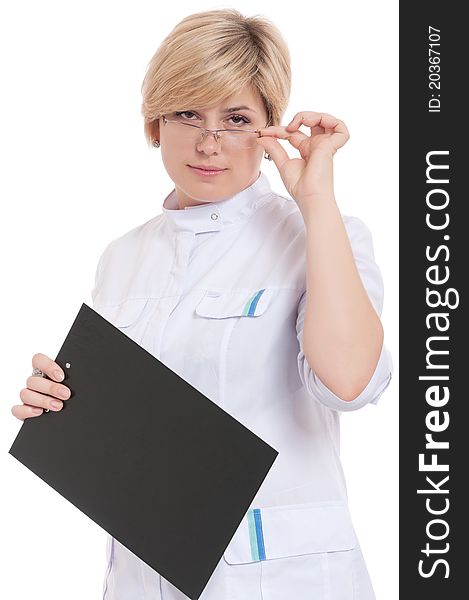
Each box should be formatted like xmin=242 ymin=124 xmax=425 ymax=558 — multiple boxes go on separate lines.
xmin=256 ymin=137 xmax=289 ymax=167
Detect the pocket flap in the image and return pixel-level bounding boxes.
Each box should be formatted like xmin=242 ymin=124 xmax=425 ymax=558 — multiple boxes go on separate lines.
xmin=196 ymin=289 xmax=274 ymax=319
xmin=223 ymin=500 xmax=357 ymax=564
xmin=94 ymin=298 xmax=149 ymax=328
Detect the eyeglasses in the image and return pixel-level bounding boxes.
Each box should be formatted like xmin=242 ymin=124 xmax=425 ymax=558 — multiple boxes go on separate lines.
xmin=160 ymin=114 xmax=271 ymax=150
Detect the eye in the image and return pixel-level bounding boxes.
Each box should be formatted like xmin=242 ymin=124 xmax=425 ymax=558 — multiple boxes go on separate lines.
xmin=174 ymin=111 xmax=199 ymax=120
xmin=226 ymin=114 xmax=250 ymax=127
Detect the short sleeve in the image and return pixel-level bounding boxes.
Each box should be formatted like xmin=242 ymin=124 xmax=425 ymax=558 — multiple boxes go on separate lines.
xmin=296 ymin=216 xmax=393 ymax=412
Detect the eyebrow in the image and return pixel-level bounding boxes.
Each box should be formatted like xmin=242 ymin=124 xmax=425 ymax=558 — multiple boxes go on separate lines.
xmin=221 ymin=106 xmax=257 ymax=113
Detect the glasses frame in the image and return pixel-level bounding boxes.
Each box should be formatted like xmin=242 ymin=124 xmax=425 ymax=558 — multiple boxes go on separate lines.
xmin=161 ymin=114 xmax=271 ymax=145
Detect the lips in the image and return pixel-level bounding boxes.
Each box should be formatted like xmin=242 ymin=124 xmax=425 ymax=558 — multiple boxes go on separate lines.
xmin=188 ymin=165 xmax=227 ymax=178
xmin=188 ymin=164 xmax=226 ymax=171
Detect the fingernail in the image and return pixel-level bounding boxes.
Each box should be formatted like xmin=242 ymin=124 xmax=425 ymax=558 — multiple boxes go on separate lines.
xmin=51 ymin=400 xmax=63 ymax=410
xmin=54 ymin=370 xmax=64 ymax=381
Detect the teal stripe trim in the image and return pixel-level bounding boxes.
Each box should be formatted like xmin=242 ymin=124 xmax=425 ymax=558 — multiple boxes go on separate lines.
xmin=253 ymin=508 xmax=266 ymax=560
xmin=241 ymin=289 xmax=265 ymax=317
xmin=247 ymin=289 xmax=265 ymax=316
xmin=247 ymin=509 xmax=259 ymax=560
xmin=247 ymin=509 xmax=266 ymax=561
xmin=242 ymin=292 xmax=257 ymax=316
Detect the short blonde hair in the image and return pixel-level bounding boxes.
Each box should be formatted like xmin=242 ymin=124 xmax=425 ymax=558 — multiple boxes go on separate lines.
xmin=141 ymin=9 xmax=291 ymax=147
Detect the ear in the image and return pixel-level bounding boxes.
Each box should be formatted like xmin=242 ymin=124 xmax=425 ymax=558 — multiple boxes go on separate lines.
xmin=149 ymin=119 xmax=160 ymax=143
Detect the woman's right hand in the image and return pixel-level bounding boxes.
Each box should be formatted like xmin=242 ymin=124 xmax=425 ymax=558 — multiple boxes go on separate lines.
xmin=11 ymin=353 xmax=71 ymax=421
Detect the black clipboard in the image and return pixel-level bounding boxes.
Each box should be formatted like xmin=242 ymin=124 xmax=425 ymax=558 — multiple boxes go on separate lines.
xmin=8 ymin=303 xmax=278 ymax=599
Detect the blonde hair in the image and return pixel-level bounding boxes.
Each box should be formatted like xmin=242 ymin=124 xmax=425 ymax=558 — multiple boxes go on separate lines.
xmin=141 ymin=9 xmax=291 ymax=147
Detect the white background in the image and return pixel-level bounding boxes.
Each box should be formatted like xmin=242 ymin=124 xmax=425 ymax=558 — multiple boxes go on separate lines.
xmin=0 ymin=1 xmax=398 ymax=598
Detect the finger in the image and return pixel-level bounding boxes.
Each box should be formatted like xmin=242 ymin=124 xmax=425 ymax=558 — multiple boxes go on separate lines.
xmin=286 ymin=111 xmax=337 ymax=128
xmin=11 ymin=404 xmax=44 ymax=420
xmin=287 ymin=113 xmax=349 ymax=137
xmin=265 ymin=127 xmax=330 ymax=161
xmin=32 ymin=352 xmax=65 ymax=382
xmin=260 ymin=125 xmax=331 ymax=161
xmin=256 ymin=137 xmax=290 ymax=169
xmin=287 ymin=114 xmax=343 ymax=133
xmin=259 ymin=126 xmax=311 ymax=157
xmin=258 ymin=125 xmax=298 ymax=140
xmin=259 ymin=125 xmax=325 ymax=143
xmin=19 ymin=387 xmax=64 ymax=411
xmin=281 ymin=131 xmax=311 ymax=161
xmin=26 ymin=374 xmax=71 ymax=400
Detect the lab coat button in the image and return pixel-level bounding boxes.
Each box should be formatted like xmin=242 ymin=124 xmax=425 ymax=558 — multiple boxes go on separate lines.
xmin=211 ymin=213 xmax=219 ymax=220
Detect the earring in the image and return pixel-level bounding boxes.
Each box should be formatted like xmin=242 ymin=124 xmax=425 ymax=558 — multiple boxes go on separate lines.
xmin=152 ymin=140 xmax=160 ymax=148
xmin=264 ymin=152 xmax=272 ymax=161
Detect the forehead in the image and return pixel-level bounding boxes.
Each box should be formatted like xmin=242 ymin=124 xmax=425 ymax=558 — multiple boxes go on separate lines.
xmin=204 ymin=85 xmax=265 ymax=113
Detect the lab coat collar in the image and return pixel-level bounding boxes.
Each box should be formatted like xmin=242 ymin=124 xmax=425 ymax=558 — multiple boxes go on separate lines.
xmin=162 ymin=171 xmax=272 ymax=234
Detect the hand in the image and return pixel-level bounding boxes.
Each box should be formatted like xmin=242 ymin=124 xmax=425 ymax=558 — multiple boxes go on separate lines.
xmin=256 ymin=111 xmax=350 ymax=208
xmin=11 ymin=353 xmax=71 ymax=421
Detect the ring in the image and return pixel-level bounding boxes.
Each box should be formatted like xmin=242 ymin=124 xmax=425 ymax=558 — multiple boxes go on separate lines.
xmin=31 ymin=368 xmax=50 ymax=412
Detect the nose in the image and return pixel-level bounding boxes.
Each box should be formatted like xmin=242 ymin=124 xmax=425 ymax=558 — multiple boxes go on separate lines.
xmin=196 ymin=129 xmax=222 ymax=154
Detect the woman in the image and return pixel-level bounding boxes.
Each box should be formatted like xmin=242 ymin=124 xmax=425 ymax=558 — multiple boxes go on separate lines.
xmin=12 ymin=8 xmax=393 ymax=600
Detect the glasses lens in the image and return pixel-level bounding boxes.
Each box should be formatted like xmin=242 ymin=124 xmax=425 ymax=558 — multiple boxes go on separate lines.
xmin=220 ymin=130 xmax=259 ymax=150
xmin=166 ymin=121 xmax=259 ymax=150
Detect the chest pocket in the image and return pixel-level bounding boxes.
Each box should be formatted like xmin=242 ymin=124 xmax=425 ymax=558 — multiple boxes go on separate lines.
xmin=223 ymin=500 xmax=359 ymax=598
xmin=223 ymin=500 xmax=357 ymax=564
xmin=195 ymin=288 xmax=275 ymax=319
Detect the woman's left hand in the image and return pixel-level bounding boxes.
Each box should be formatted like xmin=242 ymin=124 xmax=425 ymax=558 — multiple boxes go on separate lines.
xmin=256 ymin=111 xmax=350 ymax=209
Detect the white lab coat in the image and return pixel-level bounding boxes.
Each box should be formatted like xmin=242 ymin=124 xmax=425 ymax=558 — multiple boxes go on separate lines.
xmin=92 ymin=171 xmax=393 ymax=599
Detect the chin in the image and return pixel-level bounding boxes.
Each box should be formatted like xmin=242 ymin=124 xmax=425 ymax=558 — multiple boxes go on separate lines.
xmin=187 ymin=181 xmax=233 ymax=200
xmin=177 ymin=186 xmax=219 ymax=204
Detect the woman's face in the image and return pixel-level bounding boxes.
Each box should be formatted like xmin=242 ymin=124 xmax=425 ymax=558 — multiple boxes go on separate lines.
xmin=158 ymin=85 xmax=269 ymax=209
